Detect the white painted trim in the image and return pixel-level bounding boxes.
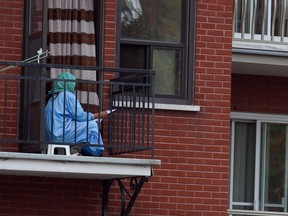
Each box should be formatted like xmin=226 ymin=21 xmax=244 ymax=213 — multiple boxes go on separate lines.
xmin=229 ymin=120 xmax=235 ymax=210
xmin=230 ymin=112 xmax=288 ymax=212
xmin=155 ymin=103 xmax=200 ymax=111
xmin=231 ymin=112 xmax=288 ymax=123
xmin=230 ymin=202 xmax=254 ymax=206
xmin=233 ymin=40 xmax=288 ymax=52
xmin=113 ymin=100 xmax=200 ymax=112
xmin=0 ymin=152 xmax=161 ymax=179
xmin=258 ymin=120 xmax=264 ymax=211
xmin=285 ymin=128 xmax=288 ymax=212
xmin=228 ymin=209 xmax=288 ymax=216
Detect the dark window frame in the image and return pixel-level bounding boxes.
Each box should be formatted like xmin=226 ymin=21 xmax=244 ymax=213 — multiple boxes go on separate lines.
xmin=116 ymin=0 xmax=196 ymax=105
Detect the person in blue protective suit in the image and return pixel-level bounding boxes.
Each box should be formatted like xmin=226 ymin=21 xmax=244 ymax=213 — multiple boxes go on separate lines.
xmin=45 ymin=72 xmax=107 ymax=156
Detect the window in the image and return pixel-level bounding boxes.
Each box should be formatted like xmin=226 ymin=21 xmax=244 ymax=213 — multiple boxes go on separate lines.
xmin=21 ymin=0 xmax=103 ymax=153
xmin=230 ymin=112 xmax=288 ymax=213
xmin=118 ymin=0 xmax=196 ymax=104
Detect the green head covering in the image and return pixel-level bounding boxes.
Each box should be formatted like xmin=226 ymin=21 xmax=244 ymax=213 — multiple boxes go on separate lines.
xmin=49 ymin=72 xmax=76 ymax=94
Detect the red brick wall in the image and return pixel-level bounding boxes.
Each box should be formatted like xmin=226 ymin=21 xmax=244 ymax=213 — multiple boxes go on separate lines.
xmin=0 ymin=0 xmax=23 ymax=62
xmin=232 ymin=74 xmax=288 ymax=114
xmin=129 ymin=0 xmax=233 ymax=215
xmin=0 ymin=0 xmax=233 ymax=215
xmin=0 ymin=0 xmax=23 ymax=152
xmin=0 ymin=176 xmax=103 ymax=216
xmin=103 ymin=2 xmax=233 ymax=215
xmin=104 ymin=0 xmax=116 ymax=68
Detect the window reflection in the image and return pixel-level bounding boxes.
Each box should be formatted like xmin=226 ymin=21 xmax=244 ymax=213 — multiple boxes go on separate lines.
xmin=233 ymin=122 xmax=256 ymax=204
xmin=30 ymin=0 xmax=43 ymax=34
xmin=121 ymin=0 xmax=182 ymax=42
xmin=231 ymin=118 xmax=288 ymax=212
xmin=153 ymin=49 xmax=181 ymax=96
xmin=262 ymin=123 xmax=286 ymax=212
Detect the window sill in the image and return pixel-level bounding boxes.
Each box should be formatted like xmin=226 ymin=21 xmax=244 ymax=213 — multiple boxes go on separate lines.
xmin=155 ymin=103 xmax=200 ymax=112
xmin=113 ymin=101 xmax=200 ymax=112
xmin=228 ymin=209 xmax=287 ymax=216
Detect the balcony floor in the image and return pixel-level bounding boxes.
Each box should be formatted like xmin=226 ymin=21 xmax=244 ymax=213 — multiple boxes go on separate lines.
xmin=232 ymin=40 xmax=288 ymax=77
xmin=0 ymin=152 xmax=160 ymax=179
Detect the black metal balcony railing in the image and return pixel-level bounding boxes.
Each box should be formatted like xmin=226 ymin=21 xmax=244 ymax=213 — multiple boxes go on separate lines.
xmin=0 ymin=62 xmax=155 ymax=159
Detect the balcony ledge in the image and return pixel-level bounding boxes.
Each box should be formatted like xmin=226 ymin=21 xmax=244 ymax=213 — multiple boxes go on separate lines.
xmin=0 ymin=152 xmax=161 ymax=180
xmin=233 ymin=40 xmax=288 ymax=53
xmin=232 ymin=40 xmax=288 ymax=77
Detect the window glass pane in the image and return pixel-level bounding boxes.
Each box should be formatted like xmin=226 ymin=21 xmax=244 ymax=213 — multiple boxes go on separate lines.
xmin=153 ymin=49 xmax=182 ymax=96
xmin=120 ymin=44 xmax=147 ymax=69
xmin=121 ymin=0 xmax=182 ymax=42
xmin=262 ymin=123 xmax=287 ymax=211
xmin=30 ymin=0 xmax=43 ymax=34
xmin=233 ymin=205 xmax=254 ymax=211
xmin=233 ymin=122 xmax=256 ymax=203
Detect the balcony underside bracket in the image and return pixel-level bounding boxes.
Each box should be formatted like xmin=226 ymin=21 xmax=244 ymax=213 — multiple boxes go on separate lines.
xmin=102 ymin=176 xmax=149 ymax=216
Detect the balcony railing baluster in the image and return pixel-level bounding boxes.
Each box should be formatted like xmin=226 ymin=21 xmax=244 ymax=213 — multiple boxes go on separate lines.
xmin=233 ymin=0 xmax=238 ymax=38
xmin=252 ymin=0 xmax=257 ymax=39
xmin=233 ymin=0 xmax=288 ymax=43
xmin=261 ymin=0 xmax=267 ymax=40
xmin=0 ymin=62 xmax=155 ymax=159
xmin=281 ymin=0 xmax=287 ymax=41
xmin=271 ymin=0 xmax=277 ymax=41
xmin=241 ymin=0 xmax=248 ymax=39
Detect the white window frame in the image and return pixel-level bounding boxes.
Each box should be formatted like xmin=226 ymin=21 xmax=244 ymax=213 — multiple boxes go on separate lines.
xmin=230 ymin=111 xmax=288 ymax=214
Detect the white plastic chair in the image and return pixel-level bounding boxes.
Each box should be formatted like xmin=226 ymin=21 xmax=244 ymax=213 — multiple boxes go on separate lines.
xmin=47 ymin=144 xmax=70 ymax=155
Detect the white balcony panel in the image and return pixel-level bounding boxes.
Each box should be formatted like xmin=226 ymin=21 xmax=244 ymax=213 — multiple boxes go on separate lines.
xmin=228 ymin=209 xmax=288 ymax=216
xmin=232 ymin=0 xmax=288 ymax=77
xmin=0 ymin=152 xmax=161 ymax=179
xmin=232 ymin=40 xmax=288 ymax=77
xmin=233 ymin=40 xmax=288 ymax=52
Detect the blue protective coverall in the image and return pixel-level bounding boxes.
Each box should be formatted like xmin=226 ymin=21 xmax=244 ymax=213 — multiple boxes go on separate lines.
xmin=45 ymin=72 xmax=103 ymax=156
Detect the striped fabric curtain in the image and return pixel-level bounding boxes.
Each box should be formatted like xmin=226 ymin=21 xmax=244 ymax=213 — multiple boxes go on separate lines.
xmin=48 ymin=0 xmax=99 ymax=108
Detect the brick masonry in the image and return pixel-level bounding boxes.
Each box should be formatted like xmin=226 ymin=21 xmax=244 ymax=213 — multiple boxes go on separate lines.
xmin=232 ymin=74 xmax=288 ymax=114
xmin=0 ymin=0 xmax=233 ymax=215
